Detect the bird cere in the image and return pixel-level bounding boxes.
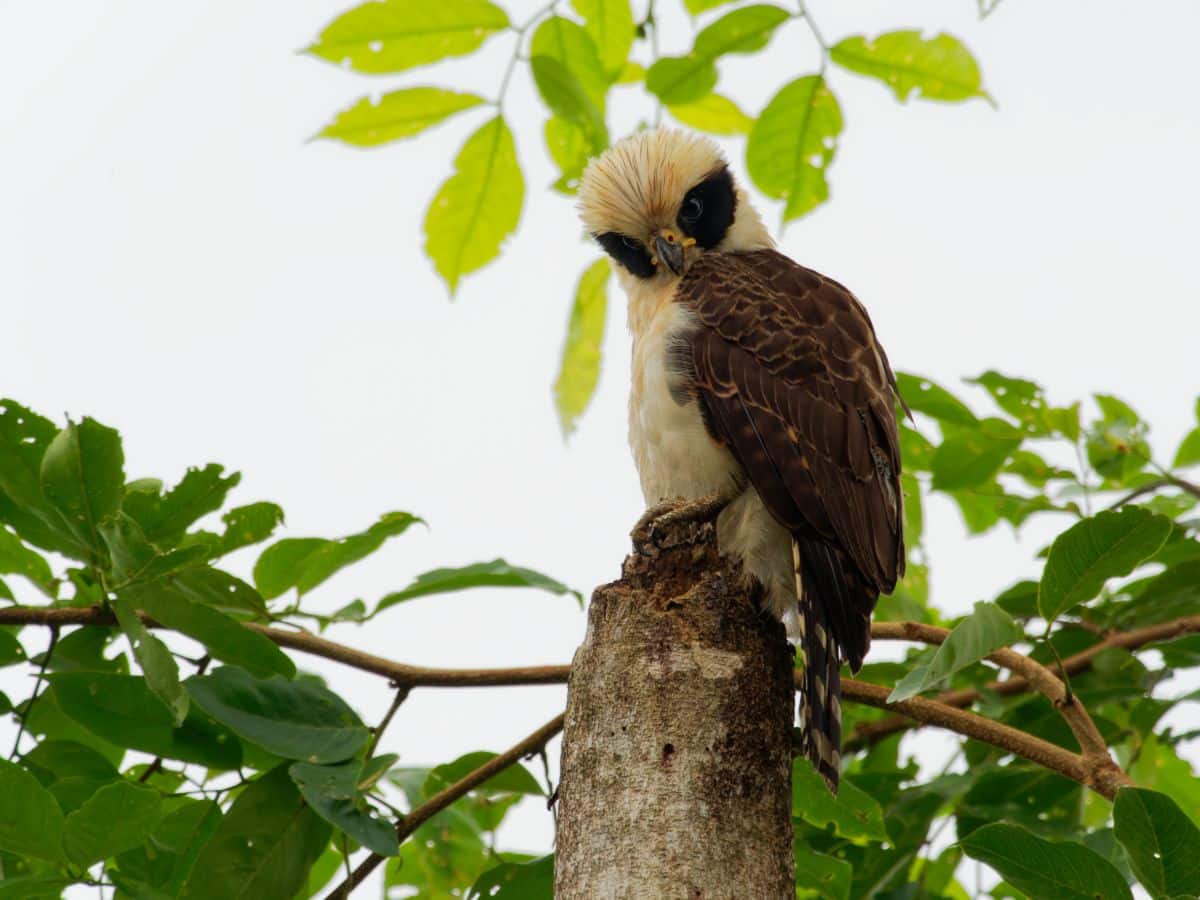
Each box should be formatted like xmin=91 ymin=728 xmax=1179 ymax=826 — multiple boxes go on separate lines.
xmin=578 ymin=129 xmax=906 ymax=792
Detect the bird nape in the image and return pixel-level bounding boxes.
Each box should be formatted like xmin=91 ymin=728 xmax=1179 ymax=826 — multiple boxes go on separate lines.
xmin=578 ymin=129 xmax=905 ymax=794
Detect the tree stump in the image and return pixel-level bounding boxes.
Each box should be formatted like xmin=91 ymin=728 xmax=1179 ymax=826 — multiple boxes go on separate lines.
xmin=554 ymin=521 xmax=795 ymax=899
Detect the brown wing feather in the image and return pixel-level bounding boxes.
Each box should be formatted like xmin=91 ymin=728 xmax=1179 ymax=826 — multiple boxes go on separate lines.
xmin=679 ymin=248 xmax=905 ymax=650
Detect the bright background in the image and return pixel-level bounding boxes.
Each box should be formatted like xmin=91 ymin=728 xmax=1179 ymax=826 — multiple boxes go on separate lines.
xmin=3 ymin=0 xmax=1198 ymax=894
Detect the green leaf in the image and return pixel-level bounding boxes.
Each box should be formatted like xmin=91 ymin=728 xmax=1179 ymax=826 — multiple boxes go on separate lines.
xmin=531 ymin=16 xmax=608 ymax=110
xmin=317 ymin=88 xmax=485 ymax=148
xmin=794 ymin=838 xmax=851 ymax=900
xmin=62 ymin=780 xmax=161 ymax=867
xmin=307 ymin=0 xmax=510 ymax=75
xmin=123 ymin=464 xmax=239 ymax=548
xmin=830 ymin=30 xmax=987 ymax=103
xmin=1174 ymin=428 xmax=1200 ymax=468
xmin=425 ymin=116 xmax=524 ymax=295
xmin=792 ymin=759 xmax=887 ymax=844
xmin=50 ymin=672 xmax=241 ymax=769
xmin=40 ymin=417 xmax=125 ymax=558
xmin=253 ymin=511 xmax=420 ymax=600
xmin=571 ymin=0 xmax=634 ymax=79
xmin=424 ymin=751 xmax=545 ymax=798
xmin=554 ymin=259 xmax=610 ymax=436
xmin=747 ymin=74 xmax=843 ymax=222
xmin=186 ymin=666 xmax=369 ymax=764
xmin=1113 ymin=787 xmax=1200 ymax=899
xmin=0 ymin=759 xmax=66 ymax=862
xmin=684 ymin=0 xmax=737 ymax=13
xmin=1087 ymin=394 xmax=1150 ymax=485
xmin=646 ymin=5 xmax=790 ymax=105
xmin=288 ymin=759 xmax=399 ymax=857
xmin=21 ymin=740 xmax=119 ymax=786
xmin=544 ymin=116 xmax=590 ymax=194
xmin=888 ymin=602 xmax=1022 ymax=702
xmin=100 ymin=512 xmax=209 ymax=586
xmin=0 ymin=400 xmax=83 ymax=558
xmin=214 ymin=502 xmax=284 ymax=556
xmin=122 ymin=581 xmax=295 ymax=679
xmin=113 ymin=799 xmax=222 ymax=897
xmin=111 ymin=594 xmax=189 ymax=725
xmin=668 ymin=92 xmax=754 ymax=134
xmin=0 ymin=526 xmax=54 ymax=595
xmin=0 ymin=877 xmax=69 ymax=898
xmin=895 ymin=373 xmax=978 ymax=427
xmin=173 ymin=566 xmax=266 ymax=614
xmin=931 ymin=419 xmax=1022 ymax=491
xmin=530 ymin=55 xmax=608 ymax=153
xmin=1039 ymin=506 xmax=1172 ymax=622
xmin=375 ymin=558 xmax=581 ymax=615
xmin=466 ymin=854 xmax=554 ymax=899
xmin=960 ymin=823 xmax=1133 ymax=900
xmin=181 ymin=765 xmax=331 ymax=900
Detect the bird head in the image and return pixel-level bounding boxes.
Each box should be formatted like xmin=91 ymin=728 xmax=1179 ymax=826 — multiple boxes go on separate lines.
xmin=578 ymin=128 xmax=772 ymax=283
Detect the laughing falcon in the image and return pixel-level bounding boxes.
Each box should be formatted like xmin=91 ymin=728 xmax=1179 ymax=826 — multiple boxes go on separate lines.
xmin=578 ymin=129 xmax=905 ymax=791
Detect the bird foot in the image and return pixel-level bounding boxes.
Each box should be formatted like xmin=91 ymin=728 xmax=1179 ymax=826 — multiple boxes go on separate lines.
xmin=630 ymin=491 xmax=729 ymax=556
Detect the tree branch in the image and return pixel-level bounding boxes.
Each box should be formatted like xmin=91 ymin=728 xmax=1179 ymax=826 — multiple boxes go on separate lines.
xmin=849 ymin=615 xmax=1200 ymax=750
xmin=872 ymin=622 xmax=1113 ymax=763
xmin=328 ymin=713 xmax=565 ymax=899
xmin=0 ymin=604 xmax=1150 ymax=799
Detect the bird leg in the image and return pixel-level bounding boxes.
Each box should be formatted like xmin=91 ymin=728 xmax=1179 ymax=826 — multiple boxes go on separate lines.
xmin=630 ymin=490 xmax=731 ymax=555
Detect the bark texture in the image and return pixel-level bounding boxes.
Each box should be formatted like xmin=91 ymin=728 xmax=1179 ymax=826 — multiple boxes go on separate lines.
xmin=555 ymin=522 xmax=795 ymax=900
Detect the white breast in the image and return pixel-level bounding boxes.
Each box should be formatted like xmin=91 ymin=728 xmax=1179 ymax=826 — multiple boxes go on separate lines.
xmin=628 ymin=296 xmax=739 ymax=505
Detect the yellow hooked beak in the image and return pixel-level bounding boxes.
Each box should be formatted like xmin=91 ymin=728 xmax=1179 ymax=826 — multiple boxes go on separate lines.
xmin=651 ymin=228 xmax=696 ymax=276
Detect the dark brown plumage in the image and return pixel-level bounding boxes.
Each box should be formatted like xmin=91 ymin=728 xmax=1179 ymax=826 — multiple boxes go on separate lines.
xmin=674 ymin=248 xmax=906 ymax=789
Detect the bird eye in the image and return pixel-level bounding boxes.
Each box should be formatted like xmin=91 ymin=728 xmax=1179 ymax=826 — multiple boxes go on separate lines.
xmin=621 ymin=236 xmax=642 ymax=250
xmin=681 ymin=195 xmax=704 ymax=223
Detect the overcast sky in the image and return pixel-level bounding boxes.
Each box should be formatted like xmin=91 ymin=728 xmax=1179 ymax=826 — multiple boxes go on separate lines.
xmin=3 ymin=0 xmax=1198 ymax=894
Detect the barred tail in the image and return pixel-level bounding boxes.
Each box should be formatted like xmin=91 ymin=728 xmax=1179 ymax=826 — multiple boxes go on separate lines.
xmin=793 ymin=535 xmax=867 ymax=795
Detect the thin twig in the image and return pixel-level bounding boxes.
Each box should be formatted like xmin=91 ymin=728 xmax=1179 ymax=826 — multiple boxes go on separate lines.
xmin=365 ymin=685 xmax=410 ymax=759
xmin=9 ymin=623 xmax=59 ymax=759
xmin=328 ymin=714 xmax=565 ymax=899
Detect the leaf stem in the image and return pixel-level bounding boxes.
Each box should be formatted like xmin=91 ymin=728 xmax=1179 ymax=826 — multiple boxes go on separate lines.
xmin=365 ymin=684 xmax=410 ymax=759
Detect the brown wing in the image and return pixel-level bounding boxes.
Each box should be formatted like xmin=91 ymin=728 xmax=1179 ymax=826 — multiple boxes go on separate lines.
xmin=676 ymin=248 xmax=905 ymax=661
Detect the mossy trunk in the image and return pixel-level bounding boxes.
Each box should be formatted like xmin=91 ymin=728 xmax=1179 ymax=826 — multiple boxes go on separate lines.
xmin=554 ymin=522 xmax=795 ymax=899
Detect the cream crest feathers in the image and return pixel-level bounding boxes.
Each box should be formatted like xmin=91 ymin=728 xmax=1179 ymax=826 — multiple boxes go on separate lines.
xmin=578 ymin=129 xmax=773 ymax=261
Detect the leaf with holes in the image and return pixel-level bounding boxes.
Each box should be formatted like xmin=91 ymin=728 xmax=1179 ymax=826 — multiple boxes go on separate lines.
xmin=122 ymin=464 xmax=239 ymax=548
xmin=1039 ymin=506 xmax=1172 ymax=622
xmin=425 ymin=117 xmax=524 ymax=295
xmin=931 ymin=419 xmax=1023 ymax=491
xmin=307 ymin=0 xmax=509 ymax=74
xmin=895 ymin=372 xmax=978 ymax=426
xmin=747 ymin=75 xmax=843 ymax=222
xmin=555 ymin=259 xmax=610 ymax=436
xmin=831 ymin=30 xmax=987 ymax=103
xmin=318 ymin=88 xmax=485 ymax=148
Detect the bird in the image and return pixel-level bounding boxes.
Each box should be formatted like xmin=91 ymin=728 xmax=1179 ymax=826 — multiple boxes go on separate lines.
xmin=577 ymin=129 xmax=906 ymax=792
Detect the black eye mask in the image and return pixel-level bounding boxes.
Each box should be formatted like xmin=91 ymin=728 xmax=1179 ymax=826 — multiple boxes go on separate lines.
xmin=677 ymin=167 xmax=737 ymax=249
xmin=595 ymin=231 xmax=656 ymax=279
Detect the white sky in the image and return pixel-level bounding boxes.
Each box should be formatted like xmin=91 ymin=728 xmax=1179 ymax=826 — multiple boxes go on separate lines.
xmin=2 ymin=1 xmax=1199 ymax=895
